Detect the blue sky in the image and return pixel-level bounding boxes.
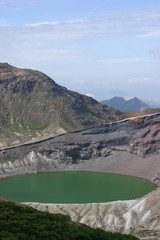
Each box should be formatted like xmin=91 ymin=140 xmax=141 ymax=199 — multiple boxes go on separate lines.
xmin=1 ymin=0 xmax=160 ymax=103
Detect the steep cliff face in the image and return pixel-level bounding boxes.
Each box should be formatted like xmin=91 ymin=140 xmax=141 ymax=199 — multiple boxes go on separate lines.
xmin=0 ymin=113 xmax=160 ymax=185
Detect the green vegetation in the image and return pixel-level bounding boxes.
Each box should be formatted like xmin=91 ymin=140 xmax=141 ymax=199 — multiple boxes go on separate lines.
xmin=8 ymin=122 xmax=46 ymax=134
xmin=136 ymin=230 xmax=160 ymax=238
xmin=0 ymin=201 xmax=139 ymax=240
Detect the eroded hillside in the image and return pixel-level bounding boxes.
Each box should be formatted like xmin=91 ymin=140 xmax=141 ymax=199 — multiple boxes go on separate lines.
xmin=26 ymin=187 xmax=160 ymax=239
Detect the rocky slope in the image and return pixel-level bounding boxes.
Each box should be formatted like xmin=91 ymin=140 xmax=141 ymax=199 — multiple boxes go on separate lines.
xmin=25 ymin=187 xmax=160 ymax=239
xmin=0 ymin=113 xmax=160 ymax=185
xmin=0 ymin=63 xmax=124 ymax=147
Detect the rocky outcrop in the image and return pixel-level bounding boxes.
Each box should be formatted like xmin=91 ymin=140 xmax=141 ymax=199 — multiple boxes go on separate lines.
xmin=25 ymin=187 xmax=160 ymax=238
xmin=0 ymin=113 xmax=160 ymax=185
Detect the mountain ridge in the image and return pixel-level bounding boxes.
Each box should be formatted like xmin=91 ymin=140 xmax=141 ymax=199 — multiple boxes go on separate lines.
xmin=101 ymin=96 xmax=150 ymax=112
xmin=0 ymin=63 xmax=124 ymax=147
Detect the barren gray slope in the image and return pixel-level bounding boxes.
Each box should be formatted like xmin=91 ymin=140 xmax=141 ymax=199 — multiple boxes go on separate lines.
xmin=0 ymin=113 xmax=160 ymax=184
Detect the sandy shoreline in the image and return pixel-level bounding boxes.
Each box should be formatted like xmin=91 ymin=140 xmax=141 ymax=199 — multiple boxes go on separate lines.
xmin=0 ymin=175 xmax=13 ymax=181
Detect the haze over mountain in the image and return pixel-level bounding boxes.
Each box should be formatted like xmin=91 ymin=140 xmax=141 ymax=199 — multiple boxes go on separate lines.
xmin=0 ymin=63 xmax=124 ymax=147
xmin=101 ymin=97 xmax=150 ymax=112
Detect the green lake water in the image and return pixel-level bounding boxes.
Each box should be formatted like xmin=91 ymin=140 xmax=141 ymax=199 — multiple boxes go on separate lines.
xmin=0 ymin=172 xmax=157 ymax=203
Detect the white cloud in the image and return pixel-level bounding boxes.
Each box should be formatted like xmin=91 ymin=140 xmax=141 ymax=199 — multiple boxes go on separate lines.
xmin=138 ymin=30 xmax=160 ymax=38
xmin=70 ymin=78 xmax=88 ymax=85
xmin=128 ymin=77 xmax=152 ymax=84
xmin=85 ymin=93 xmax=95 ymax=98
xmin=130 ymin=11 xmax=160 ymax=19
xmin=0 ymin=26 xmax=153 ymax=67
xmin=25 ymin=10 xmax=160 ymax=36
xmin=0 ymin=19 xmax=156 ymax=68
xmin=26 ymin=21 xmax=59 ymax=27
xmin=94 ymin=80 xmax=110 ymax=85
xmin=109 ymin=91 xmax=133 ymax=100
xmin=0 ymin=10 xmax=160 ymax=74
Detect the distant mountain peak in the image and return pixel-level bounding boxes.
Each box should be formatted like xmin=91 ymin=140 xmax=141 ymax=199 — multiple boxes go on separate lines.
xmin=111 ymin=96 xmax=125 ymax=100
xmin=101 ymin=96 xmax=149 ymax=112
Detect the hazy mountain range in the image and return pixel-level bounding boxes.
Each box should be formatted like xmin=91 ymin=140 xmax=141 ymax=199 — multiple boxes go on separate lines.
xmin=101 ymin=96 xmax=158 ymax=112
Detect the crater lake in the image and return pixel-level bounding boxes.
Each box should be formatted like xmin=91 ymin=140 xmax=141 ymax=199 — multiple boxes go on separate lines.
xmin=0 ymin=172 xmax=157 ymax=203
